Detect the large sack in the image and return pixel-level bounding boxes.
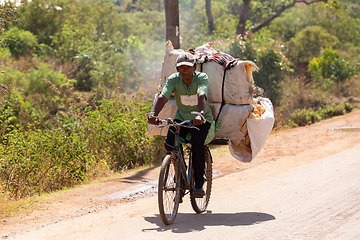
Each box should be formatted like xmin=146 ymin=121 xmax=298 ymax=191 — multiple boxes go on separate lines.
xmin=198 ymin=60 xmax=259 ymax=104
xmin=146 ymin=97 xmax=274 ymax=163
xmin=228 ymin=98 xmax=274 ymax=162
xmin=209 ymin=103 xmax=252 ymax=140
xmin=146 ymin=97 xmax=177 ymax=137
xmin=247 ymin=98 xmax=274 ymax=158
xmin=159 ymin=41 xmax=260 ymax=105
xmin=222 ymin=61 xmax=259 ymax=105
xmin=159 ymin=41 xmax=185 ymax=93
xmin=153 ymin=41 xmax=273 ymax=163
xmin=198 ymin=61 xmax=223 ymax=103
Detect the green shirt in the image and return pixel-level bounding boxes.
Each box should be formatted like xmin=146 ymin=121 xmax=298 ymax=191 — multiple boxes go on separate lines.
xmin=161 ymin=72 xmax=213 ymax=123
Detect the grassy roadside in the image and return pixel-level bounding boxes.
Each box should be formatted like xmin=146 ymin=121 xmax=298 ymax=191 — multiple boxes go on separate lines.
xmin=0 ymin=162 xmax=160 ymax=218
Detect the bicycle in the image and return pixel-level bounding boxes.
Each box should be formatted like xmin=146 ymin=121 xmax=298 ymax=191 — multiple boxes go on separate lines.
xmin=149 ymin=111 xmax=213 ymax=225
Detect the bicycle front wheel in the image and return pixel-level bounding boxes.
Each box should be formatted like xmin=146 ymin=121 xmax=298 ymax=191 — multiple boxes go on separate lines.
xmin=158 ymin=154 xmax=180 ymax=225
xmin=190 ymin=145 xmax=213 ymax=213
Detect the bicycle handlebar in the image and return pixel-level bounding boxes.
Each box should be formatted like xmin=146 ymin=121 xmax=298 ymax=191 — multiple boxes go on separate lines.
xmin=147 ymin=111 xmax=206 ymax=129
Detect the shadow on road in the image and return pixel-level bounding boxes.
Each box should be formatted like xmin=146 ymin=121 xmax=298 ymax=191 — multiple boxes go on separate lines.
xmin=143 ymin=211 xmax=275 ymax=233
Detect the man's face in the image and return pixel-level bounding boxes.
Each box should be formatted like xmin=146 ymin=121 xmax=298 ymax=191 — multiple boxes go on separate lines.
xmin=177 ymin=65 xmax=195 ymax=81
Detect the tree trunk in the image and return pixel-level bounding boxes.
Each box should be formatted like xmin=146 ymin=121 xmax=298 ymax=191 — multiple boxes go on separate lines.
xmin=236 ymin=0 xmax=251 ymax=36
xmin=164 ymin=0 xmax=180 ymax=49
xmin=205 ymin=0 xmax=216 ymax=34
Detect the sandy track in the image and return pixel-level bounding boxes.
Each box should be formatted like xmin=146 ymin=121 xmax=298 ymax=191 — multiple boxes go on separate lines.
xmin=1 ymin=110 xmax=360 ymax=239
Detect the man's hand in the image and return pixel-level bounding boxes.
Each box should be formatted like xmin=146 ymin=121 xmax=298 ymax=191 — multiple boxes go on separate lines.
xmin=147 ymin=115 xmax=160 ymax=125
xmin=192 ymin=112 xmax=205 ymax=126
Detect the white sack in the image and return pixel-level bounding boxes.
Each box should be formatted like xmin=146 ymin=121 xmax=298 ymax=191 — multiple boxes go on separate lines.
xmin=198 ymin=61 xmax=223 ymax=103
xmin=223 ymin=61 xmax=258 ymax=105
xmin=228 ymin=140 xmax=253 ymax=162
xmin=146 ymin=97 xmax=275 ymax=163
xmin=159 ymin=41 xmax=259 ymax=105
xmin=146 ymin=98 xmax=177 ymax=137
xmin=247 ymin=98 xmax=275 ymax=159
xmin=159 ymin=41 xmax=184 ymax=92
xmin=210 ymin=103 xmax=252 ymax=140
xmin=228 ymin=98 xmax=274 ymax=162
xmin=197 ymin=61 xmax=258 ymax=104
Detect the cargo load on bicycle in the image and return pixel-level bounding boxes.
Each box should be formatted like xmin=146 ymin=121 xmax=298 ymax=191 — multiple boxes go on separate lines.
xmin=147 ymin=41 xmax=274 ymax=163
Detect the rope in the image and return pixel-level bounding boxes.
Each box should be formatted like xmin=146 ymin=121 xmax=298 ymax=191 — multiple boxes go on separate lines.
xmin=215 ymin=68 xmax=227 ymax=122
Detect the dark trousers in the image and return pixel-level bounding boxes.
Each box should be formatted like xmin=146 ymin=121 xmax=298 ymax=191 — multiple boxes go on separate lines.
xmin=165 ymin=120 xmax=211 ymax=189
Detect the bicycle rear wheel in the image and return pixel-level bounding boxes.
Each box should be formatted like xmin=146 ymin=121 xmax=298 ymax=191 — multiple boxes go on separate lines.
xmin=158 ymin=154 xmax=180 ymax=225
xmin=190 ymin=145 xmax=213 ymax=213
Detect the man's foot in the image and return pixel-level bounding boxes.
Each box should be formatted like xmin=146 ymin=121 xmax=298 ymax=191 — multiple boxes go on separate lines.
xmin=179 ymin=189 xmax=185 ymax=203
xmin=192 ymin=187 xmax=205 ymax=198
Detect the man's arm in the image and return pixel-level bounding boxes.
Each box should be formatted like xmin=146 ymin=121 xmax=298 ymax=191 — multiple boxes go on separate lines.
xmin=147 ymin=95 xmax=168 ymax=125
xmin=197 ymin=93 xmax=206 ymax=114
xmin=193 ymin=93 xmax=206 ymax=125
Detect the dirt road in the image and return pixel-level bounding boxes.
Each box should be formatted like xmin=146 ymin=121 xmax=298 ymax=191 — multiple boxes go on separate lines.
xmin=2 ymin=110 xmax=360 ymax=239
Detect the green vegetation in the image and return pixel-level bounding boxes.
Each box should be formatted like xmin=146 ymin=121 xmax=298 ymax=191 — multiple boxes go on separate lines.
xmin=309 ymin=48 xmax=357 ymax=85
xmin=1 ymin=91 xmax=164 ymax=199
xmin=286 ymin=102 xmax=354 ymax=127
xmin=0 ymin=0 xmax=359 ymax=205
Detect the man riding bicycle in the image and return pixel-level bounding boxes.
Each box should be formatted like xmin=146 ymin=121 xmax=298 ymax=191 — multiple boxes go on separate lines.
xmin=147 ymin=52 xmax=213 ymax=197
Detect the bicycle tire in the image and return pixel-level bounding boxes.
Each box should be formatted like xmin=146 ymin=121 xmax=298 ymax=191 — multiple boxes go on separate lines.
xmin=158 ymin=154 xmax=180 ymax=225
xmin=190 ymin=145 xmax=213 ymax=213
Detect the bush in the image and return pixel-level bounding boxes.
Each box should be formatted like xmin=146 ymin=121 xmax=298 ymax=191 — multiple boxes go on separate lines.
xmin=0 ymin=48 xmax=12 ymax=65
xmin=81 ymin=93 xmax=163 ymax=171
xmin=26 ymin=63 xmax=74 ymax=96
xmin=2 ymin=27 xmax=38 ymax=58
xmin=308 ymin=48 xmax=357 ymax=84
xmin=0 ymin=88 xmax=38 ymax=135
xmin=286 ymin=102 xmax=353 ymax=128
xmin=0 ymin=93 xmax=164 ymax=199
xmin=0 ymin=128 xmax=96 ymax=198
xmin=287 ymin=107 xmax=321 ymax=127
xmin=1 ymin=68 xmax=25 ymax=91
xmin=252 ymin=45 xmax=293 ymax=103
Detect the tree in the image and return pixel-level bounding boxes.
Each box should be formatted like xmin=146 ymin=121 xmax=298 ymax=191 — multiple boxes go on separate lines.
xmin=164 ymin=0 xmax=180 ymax=49
xmin=237 ymin=0 xmax=251 ymax=36
xmin=288 ymin=25 xmax=339 ymax=63
xmin=205 ymin=0 xmax=216 ymax=34
xmin=236 ymin=0 xmax=329 ymax=36
xmin=18 ymin=0 xmax=65 ymax=46
xmin=0 ymin=2 xmax=18 ymax=41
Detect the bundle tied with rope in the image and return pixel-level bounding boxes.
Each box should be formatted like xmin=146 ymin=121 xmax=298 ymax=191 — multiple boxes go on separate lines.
xmin=147 ymin=41 xmax=274 ymax=162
